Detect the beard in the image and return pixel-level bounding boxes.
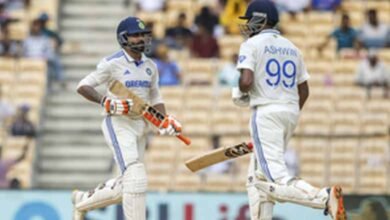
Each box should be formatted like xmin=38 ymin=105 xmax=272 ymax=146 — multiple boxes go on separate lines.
xmin=130 ymin=41 xmax=146 ymax=53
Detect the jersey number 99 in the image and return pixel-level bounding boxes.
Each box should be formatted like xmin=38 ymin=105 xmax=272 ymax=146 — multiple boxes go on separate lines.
xmin=265 ymin=59 xmax=296 ymax=88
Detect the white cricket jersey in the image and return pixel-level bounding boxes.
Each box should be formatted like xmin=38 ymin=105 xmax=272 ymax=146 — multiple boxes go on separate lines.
xmin=78 ymin=49 xmax=163 ymax=107
xmin=236 ymin=29 xmax=310 ymax=114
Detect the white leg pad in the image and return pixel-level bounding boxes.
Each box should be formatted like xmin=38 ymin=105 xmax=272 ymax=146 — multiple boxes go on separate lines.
xmin=255 ymin=179 xmax=328 ymax=209
xmin=247 ymin=185 xmax=274 ymax=220
xmin=122 ymin=162 xmax=147 ymax=220
xmin=74 ymin=177 xmax=122 ymax=212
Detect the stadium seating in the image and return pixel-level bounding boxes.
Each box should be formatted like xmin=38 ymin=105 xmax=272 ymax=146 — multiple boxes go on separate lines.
xmin=138 ymin=0 xmax=390 ymax=193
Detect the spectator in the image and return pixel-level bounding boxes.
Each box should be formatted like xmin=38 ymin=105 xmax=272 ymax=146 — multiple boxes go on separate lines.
xmin=359 ymin=9 xmax=389 ymax=49
xmin=153 ymin=44 xmax=181 ymax=86
xmin=136 ymin=0 xmax=166 ymax=12
xmin=38 ymin=13 xmax=63 ymax=50
xmin=0 ymin=21 xmax=21 ymax=57
xmin=355 ymin=50 xmax=389 ymax=98
xmin=37 ymin=13 xmax=66 ymax=89
xmin=165 ymin=12 xmax=193 ymax=49
xmin=23 ymin=19 xmax=54 ymax=59
xmin=10 ymin=104 xmax=36 ymax=137
xmin=318 ymin=13 xmax=358 ymax=52
xmin=311 ymin=0 xmax=341 ymax=11
xmin=0 ymin=138 xmax=30 ymax=189
xmin=0 ymin=1 xmax=7 ymax=22
xmin=190 ymin=24 xmax=220 ymax=58
xmin=5 ymin=0 xmax=29 ymax=11
xmin=194 ymin=6 xmax=219 ymax=36
xmin=218 ymin=53 xmax=240 ymax=87
xmin=0 ymin=84 xmax=15 ymax=135
xmin=23 ymin=19 xmax=57 ymax=90
xmin=274 ymin=0 xmax=310 ymax=13
xmin=220 ymin=0 xmax=249 ymax=35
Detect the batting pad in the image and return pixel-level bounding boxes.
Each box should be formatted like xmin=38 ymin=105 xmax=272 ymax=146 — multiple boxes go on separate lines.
xmin=255 ymin=179 xmax=328 ymax=209
xmin=74 ymin=177 xmax=122 ymax=211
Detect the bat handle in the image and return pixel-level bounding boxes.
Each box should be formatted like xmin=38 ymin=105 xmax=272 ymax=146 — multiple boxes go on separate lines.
xmin=177 ymin=134 xmax=191 ymax=145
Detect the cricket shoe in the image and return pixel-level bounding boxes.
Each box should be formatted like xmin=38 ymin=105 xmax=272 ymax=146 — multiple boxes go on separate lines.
xmin=324 ymin=186 xmax=347 ymax=220
xmin=72 ymin=190 xmax=86 ymax=220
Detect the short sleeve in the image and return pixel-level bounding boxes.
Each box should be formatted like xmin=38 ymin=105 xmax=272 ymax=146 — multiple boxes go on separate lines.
xmin=77 ymin=59 xmax=112 ymax=88
xmin=236 ymin=41 xmax=256 ymax=72
xmin=297 ymin=54 xmax=310 ymax=84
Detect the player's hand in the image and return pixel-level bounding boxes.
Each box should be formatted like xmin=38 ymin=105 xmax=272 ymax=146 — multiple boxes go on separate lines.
xmin=101 ymin=96 xmax=133 ymax=115
xmin=232 ymin=87 xmax=250 ymax=107
xmin=158 ymin=115 xmax=182 ymax=136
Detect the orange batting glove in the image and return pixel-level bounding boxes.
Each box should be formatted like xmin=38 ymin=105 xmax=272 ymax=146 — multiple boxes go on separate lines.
xmin=158 ymin=115 xmax=182 ymax=136
xmin=101 ymin=96 xmax=133 ymax=115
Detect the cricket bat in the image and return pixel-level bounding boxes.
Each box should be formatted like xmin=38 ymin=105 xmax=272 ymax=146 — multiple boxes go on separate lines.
xmin=185 ymin=142 xmax=253 ymax=172
xmin=109 ymin=80 xmax=191 ymax=145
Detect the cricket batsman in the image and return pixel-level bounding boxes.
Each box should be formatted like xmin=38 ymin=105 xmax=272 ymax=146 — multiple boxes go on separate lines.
xmin=71 ymin=16 xmax=182 ymax=220
xmin=232 ymin=1 xmax=347 ymax=219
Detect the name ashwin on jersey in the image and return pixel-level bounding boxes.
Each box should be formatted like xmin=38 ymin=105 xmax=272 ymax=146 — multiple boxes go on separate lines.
xmin=264 ymin=46 xmax=297 ymax=57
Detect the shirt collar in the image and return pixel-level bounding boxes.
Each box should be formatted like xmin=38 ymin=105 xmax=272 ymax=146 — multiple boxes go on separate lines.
xmin=259 ymin=29 xmax=280 ymax=35
xmin=122 ymin=49 xmax=149 ymax=63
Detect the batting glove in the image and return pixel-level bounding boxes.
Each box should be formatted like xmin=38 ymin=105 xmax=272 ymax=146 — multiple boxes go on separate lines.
xmin=101 ymin=96 xmax=133 ymax=115
xmin=232 ymin=87 xmax=250 ymax=107
xmin=158 ymin=115 xmax=182 ymax=136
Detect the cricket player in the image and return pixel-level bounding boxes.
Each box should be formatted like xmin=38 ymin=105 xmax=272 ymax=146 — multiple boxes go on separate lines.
xmin=232 ymin=1 xmax=346 ymax=219
xmin=72 ymin=16 xmax=182 ymax=220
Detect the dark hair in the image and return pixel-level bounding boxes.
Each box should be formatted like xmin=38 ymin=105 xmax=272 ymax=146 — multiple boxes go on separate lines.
xmin=341 ymin=13 xmax=350 ymax=20
xmin=179 ymin=12 xmax=186 ymax=19
xmin=367 ymin=9 xmax=377 ymax=16
xmin=10 ymin=178 xmax=21 ymax=189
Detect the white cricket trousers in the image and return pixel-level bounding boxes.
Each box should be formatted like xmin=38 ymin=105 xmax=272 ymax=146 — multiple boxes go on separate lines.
xmin=248 ymin=108 xmax=329 ymax=211
xmin=101 ymin=115 xmax=147 ymax=173
xmin=102 ymin=115 xmax=148 ymax=220
xmin=249 ymin=109 xmax=298 ymax=183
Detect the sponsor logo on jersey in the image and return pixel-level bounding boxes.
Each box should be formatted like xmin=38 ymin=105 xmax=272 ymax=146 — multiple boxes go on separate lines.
xmin=238 ymin=55 xmax=246 ymax=63
xmin=146 ymin=68 xmax=152 ymax=76
xmin=123 ymin=70 xmax=131 ymax=75
xmin=125 ymin=80 xmax=151 ymax=88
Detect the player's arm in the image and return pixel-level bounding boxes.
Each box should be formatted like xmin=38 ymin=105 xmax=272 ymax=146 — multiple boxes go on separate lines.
xmin=298 ymin=81 xmax=309 ymax=110
xmin=239 ymin=69 xmax=254 ymax=93
xmin=77 ymin=85 xmax=104 ymax=104
xmin=233 ymin=40 xmax=255 ymax=107
xmin=150 ymin=65 xmax=182 ymax=136
xmin=77 ymin=59 xmax=110 ymax=104
xmin=77 ymin=59 xmax=132 ymax=115
xmin=317 ymin=34 xmax=332 ymax=51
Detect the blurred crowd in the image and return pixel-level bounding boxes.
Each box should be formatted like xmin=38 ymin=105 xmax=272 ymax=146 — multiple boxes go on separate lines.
xmin=134 ymin=0 xmax=389 ymax=100
xmin=0 ymin=0 xmax=64 ymax=91
xmin=135 ymin=0 xmax=389 ymax=181
xmin=0 ymin=84 xmax=35 ymax=189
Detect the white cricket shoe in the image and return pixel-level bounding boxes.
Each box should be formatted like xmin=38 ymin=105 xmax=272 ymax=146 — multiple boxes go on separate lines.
xmin=325 ymin=186 xmax=347 ymax=220
xmin=72 ymin=190 xmax=86 ymax=220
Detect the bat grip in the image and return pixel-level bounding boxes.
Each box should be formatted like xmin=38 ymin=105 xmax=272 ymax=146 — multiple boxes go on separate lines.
xmin=177 ymin=134 xmax=191 ymax=145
